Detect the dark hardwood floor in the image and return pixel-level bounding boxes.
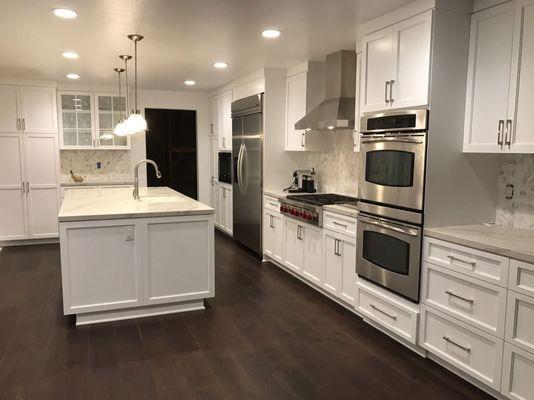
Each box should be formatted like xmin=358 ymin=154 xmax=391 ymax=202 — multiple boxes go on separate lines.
xmin=0 ymin=231 xmax=495 ymax=400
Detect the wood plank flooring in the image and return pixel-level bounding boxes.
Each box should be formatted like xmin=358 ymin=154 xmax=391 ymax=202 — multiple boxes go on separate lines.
xmin=0 ymin=232 xmax=495 ymax=400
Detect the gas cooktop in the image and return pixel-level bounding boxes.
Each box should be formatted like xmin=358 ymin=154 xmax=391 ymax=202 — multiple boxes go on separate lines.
xmin=286 ymin=193 xmax=358 ymax=206
xmin=280 ymin=193 xmax=358 ymax=226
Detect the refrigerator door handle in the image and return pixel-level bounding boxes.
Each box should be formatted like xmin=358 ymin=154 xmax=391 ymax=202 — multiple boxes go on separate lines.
xmin=237 ymin=143 xmax=244 ymax=191
xmin=240 ymin=143 xmax=248 ymax=193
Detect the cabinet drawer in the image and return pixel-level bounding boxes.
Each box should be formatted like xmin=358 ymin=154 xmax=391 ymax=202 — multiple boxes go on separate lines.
xmin=423 ymin=237 xmax=509 ymax=286
xmin=505 ymin=291 xmax=534 ymax=354
xmin=420 ymin=306 xmax=503 ymax=390
xmin=264 ymin=195 xmax=281 ymax=212
xmin=422 ymin=263 xmax=507 ymax=337
xmin=356 ymin=282 xmax=418 ymax=344
xmin=324 ymin=211 xmax=357 ymax=237
xmin=509 ymin=259 xmax=534 ymax=297
xmin=502 ymin=343 xmax=534 ymax=400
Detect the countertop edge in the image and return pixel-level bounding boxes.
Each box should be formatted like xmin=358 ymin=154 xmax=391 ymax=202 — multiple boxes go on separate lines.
xmin=323 ymin=205 xmax=358 ymax=218
xmin=58 ymin=209 xmax=215 ymax=223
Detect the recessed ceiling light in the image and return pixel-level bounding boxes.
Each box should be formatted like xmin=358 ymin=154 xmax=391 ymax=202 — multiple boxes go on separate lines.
xmin=62 ymin=51 xmax=79 ymax=59
xmin=52 ymin=8 xmax=77 ymax=19
xmin=66 ymin=73 xmax=79 ymax=80
xmin=184 ymin=80 xmax=196 ymax=86
xmin=214 ymin=62 xmax=228 ymax=69
xmin=262 ymin=29 xmax=281 ymax=39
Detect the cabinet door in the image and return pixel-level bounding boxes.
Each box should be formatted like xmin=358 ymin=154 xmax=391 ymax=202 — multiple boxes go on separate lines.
xmin=340 ymin=239 xmax=357 ymax=305
xmin=213 ymin=182 xmax=221 ymax=227
xmin=502 ymin=343 xmax=534 ymax=400
xmin=508 ymin=1 xmax=534 ymax=153
xmin=19 ymin=87 xmax=57 ymax=133
xmin=210 ymin=97 xmax=219 ymax=138
xmin=220 ymin=185 xmax=228 ymax=230
xmin=463 ymin=2 xmax=515 ymax=152
xmin=285 ymin=71 xmax=307 ymax=151
xmin=95 ymin=94 xmax=129 ymax=149
xmin=225 ymin=186 xmax=233 ymax=234
xmin=284 ymin=218 xmax=304 ymax=274
xmin=0 ymin=86 xmax=20 ymax=132
xmin=0 ymin=134 xmax=27 ymax=240
xmin=323 ymin=232 xmax=342 ymax=296
xmin=210 ymin=136 xmax=218 ymax=185
xmin=263 ymin=211 xmax=275 ymax=259
xmin=59 ymin=92 xmax=95 ymax=149
xmin=392 ymin=11 xmax=432 ymax=109
xmin=272 ymin=213 xmax=284 ymax=263
xmin=24 ymin=134 xmax=59 ymax=238
xmin=361 ymin=27 xmax=395 ymax=112
xmin=302 ymin=225 xmax=323 ymax=285
xmin=220 ymin=91 xmax=233 ymax=151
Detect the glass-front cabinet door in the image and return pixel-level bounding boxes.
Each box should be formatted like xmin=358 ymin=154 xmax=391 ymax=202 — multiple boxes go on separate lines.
xmin=58 ymin=92 xmax=95 ymax=149
xmin=96 ymin=94 xmax=129 ymax=149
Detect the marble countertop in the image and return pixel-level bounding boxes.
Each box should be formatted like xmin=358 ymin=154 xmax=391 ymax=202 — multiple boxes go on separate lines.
xmin=61 ymin=180 xmax=133 ymax=187
xmin=424 ymin=224 xmax=534 ymax=264
xmin=59 ymin=187 xmax=214 ymax=222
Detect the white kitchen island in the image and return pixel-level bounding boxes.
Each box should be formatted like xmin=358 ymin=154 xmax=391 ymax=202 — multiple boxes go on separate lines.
xmin=58 ymin=186 xmax=214 ymax=325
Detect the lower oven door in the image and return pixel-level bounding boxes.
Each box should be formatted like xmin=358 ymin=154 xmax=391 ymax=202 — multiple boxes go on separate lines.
xmin=358 ymin=134 xmax=426 ymax=211
xmin=356 ymin=213 xmax=422 ymax=302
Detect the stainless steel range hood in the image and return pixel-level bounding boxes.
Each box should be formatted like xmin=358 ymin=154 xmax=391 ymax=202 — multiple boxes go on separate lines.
xmin=295 ymin=50 xmax=356 ymax=132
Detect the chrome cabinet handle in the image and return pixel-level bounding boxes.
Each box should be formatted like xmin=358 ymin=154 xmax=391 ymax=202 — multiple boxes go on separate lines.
xmin=505 ymin=119 xmax=512 ymax=148
xmin=370 ymin=304 xmax=397 ymax=320
xmin=445 ymin=290 xmax=474 ymax=304
xmin=16 ymin=118 xmax=20 ymax=131
xmin=335 ymin=239 xmax=342 ymax=256
xmin=332 ymin=221 xmax=348 ymax=228
xmin=301 ymin=133 xmax=305 ymax=147
xmin=297 ymin=225 xmax=303 ymax=240
xmin=446 ymin=254 xmax=476 ymax=266
xmin=442 ymin=336 xmax=471 ymax=353
xmin=210 ymin=123 xmax=214 ymax=134
xmin=269 ymin=202 xmax=278 ymax=208
xmin=333 ymin=239 xmax=339 ymax=256
xmin=22 ymin=118 xmax=25 ymax=131
xmin=389 ymin=80 xmax=395 ymax=102
xmin=497 ymin=120 xmax=504 ymax=147
xmin=25 ymin=182 xmax=29 ymax=193
xmin=385 ymin=81 xmax=390 ymax=103
xmin=222 ymin=187 xmax=226 ymax=198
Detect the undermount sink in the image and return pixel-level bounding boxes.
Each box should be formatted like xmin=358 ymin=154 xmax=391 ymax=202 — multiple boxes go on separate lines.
xmin=139 ymin=196 xmax=184 ymax=203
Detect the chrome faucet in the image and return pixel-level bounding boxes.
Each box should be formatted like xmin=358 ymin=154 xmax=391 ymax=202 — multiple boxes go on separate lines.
xmin=133 ymin=159 xmax=162 ymax=200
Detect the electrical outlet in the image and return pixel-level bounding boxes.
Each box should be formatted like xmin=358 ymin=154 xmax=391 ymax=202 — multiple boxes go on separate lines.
xmin=96 ymin=162 xmax=102 ymax=169
xmin=125 ymin=226 xmax=135 ymax=241
xmin=505 ymin=184 xmax=514 ymax=200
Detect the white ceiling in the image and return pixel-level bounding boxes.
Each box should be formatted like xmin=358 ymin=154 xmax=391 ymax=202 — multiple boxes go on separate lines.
xmin=0 ymin=0 xmax=414 ymax=92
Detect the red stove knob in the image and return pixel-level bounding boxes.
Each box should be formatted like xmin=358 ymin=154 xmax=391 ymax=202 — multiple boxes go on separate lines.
xmin=290 ymin=208 xmax=296 ymax=215
xmin=304 ymin=212 xmax=311 ymax=220
xmin=280 ymin=205 xmax=287 ymax=212
xmin=296 ymin=210 xmax=302 ymax=217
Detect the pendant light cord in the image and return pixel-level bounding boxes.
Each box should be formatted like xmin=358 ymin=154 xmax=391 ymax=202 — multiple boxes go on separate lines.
xmin=124 ymin=59 xmax=129 ymax=117
xmin=134 ymin=40 xmax=138 ymax=113
xmin=117 ymin=70 xmax=122 ymax=120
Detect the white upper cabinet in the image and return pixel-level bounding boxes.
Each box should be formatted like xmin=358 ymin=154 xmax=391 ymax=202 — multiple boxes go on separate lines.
xmin=464 ymin=2 xmax=516 ymax=152
xmin=210 ymin=91 xmax=232 ymax=151
xmin=95 ymin=94 xmax=129 ymax=149
xmin=361 ymin=10 xmax=432 ymax=113
xmin=464 ymin=0 xmax=534 ymax=153
xmin=19 ymin=87 xmax=58 ymax=133
xmin=285 ymin=70 xmax=308 ymax=151
xmin=0 ymin=85 xmax=57 ymax=134
xmin=0 ymin=86 xmax=20 ymax=132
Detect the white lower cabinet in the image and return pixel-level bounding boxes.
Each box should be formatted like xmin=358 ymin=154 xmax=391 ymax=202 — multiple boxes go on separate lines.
xmin=323 ymin=229 xmax=356 ymax=304
xmin=505 ymin=290 xmax=534 ymax=354
xmin=215 ymin=183 xmax=232 ymax=235
xmin=263 ymin=209 xmax=284 ymax=264
xmin=420 ymin=305 xmax=504 ymax=390
xmin=302 ymin=224 xmax=323 ymax=285
xmin=283 ymin=218 xmax=304 ymax=274
xmin=502 ymin=343 xmax=534 ymax=400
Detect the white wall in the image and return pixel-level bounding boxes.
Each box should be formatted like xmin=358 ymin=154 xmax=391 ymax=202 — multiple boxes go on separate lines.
xmin=135 ymin=89 xmax=210 ymax=204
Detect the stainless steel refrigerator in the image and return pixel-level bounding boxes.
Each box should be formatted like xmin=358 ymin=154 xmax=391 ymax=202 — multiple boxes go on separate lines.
xmin=232 ymin=94 xmax=263 ymax=255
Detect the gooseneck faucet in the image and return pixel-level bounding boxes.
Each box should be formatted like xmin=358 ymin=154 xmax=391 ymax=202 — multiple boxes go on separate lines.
xmin=133 ymin=159 xmax=162 ymax=200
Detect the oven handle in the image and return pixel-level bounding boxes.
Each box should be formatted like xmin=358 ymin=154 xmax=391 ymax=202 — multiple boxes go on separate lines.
xmin=361 ymin=137 xmax=424 ymax=144
xmin=358 ymin=215 xmax=419 ymax=237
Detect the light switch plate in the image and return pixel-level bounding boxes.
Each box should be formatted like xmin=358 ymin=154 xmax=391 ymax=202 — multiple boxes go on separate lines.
xmin=505 ymin=184 xmax=514 ymax=200
xmin=125 ymin=226 xmax=135 ymax=241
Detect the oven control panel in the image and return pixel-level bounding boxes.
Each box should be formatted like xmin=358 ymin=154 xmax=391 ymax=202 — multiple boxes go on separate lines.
xmin=279 ymin=204 xmax=319 ymax=225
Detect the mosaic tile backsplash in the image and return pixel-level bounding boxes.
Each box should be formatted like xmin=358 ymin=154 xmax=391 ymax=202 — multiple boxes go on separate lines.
xmin=60 ymin=150 xmax=132 ymax=183
xmin=307 ymin=130 xmax=359 ymax=196
xmin=496 ymin=154 xmax=534 ymax=230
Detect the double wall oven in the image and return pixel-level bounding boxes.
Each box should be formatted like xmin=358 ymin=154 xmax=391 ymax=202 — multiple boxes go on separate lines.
xmin=356 ymin=109 xmax=428 ymax=302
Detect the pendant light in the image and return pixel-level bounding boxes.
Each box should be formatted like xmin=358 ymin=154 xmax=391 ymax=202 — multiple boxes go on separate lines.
xmin=124 ymin=34 xmax=147 ymax=135
xmin=114 ymin=55 xmax=132 ymax=136
xmin=111 ymin=67 xmax=126 ymax=137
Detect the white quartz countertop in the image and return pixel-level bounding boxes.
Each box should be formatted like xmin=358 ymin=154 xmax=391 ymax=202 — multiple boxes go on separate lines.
xmin=61 ymin=180 xmax=133 ymax=187
xmin=424 ymin=224 xmax=534 ymax=264
xmin=59 ymin=187 xmax=214 ymax=222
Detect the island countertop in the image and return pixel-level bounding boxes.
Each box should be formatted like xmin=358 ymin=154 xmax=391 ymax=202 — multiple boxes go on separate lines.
xmin=424 ymin=224 xmax=534 ymax=264
xmin=58 ymin=186 xmax=214 ymax=222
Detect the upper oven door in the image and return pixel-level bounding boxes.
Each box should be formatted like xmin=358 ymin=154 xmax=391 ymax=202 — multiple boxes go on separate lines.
xmin=358 ymin=134 xmax=426 ymax=211
xmin=356 ymin=213 xmax=422 ymax=302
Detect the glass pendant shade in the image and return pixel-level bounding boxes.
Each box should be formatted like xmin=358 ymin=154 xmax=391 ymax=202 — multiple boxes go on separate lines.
xmin=124 ymin=113 xmax=147 ymax=135
xmin=113 ymin=121 xmax=128 ymax=136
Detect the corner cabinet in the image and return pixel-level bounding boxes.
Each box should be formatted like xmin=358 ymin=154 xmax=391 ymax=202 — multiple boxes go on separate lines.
xmin=360 ymin=10 xmax=432 ymax=113
xmin=209 ymin=91 xmax=232 ymax=151
xmin=58 ymin=91 xmax=130 ymax=150
xmin=464 ymin=0 xmax=534 ymax=153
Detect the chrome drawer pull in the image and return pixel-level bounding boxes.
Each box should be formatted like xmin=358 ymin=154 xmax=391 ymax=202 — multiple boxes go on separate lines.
xmin=332 ymin=221 xmax=348 ymax=228
xmin=445 ymin=290 xmax=474 ymax=304
xmin=442 ymin=336 xmax=471 ymax=353
xmin=370 ymin=304 xmax=397 ymax=320
xmin=269 ymin=202 xmax=278 ymax=207
xmin=446 ymin=255 xmax=476 ymax=266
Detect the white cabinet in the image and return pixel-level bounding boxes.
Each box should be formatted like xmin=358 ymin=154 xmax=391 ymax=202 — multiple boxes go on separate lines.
xmin=95 ymin=93 xmax=129 ymax=149
xmin=209 ymin=136 xmax=218 ymax=204
xmin=263 ymin=209 xmax=284 ymax=264
xmin=217 ymin=183 xmax=232 ymax=235
xmin=285 ymin=71 xmax=308 ymax=151
xmin=464 ymin=1 xmax=534 ymax=153
xmin=323 ymin=230 xmax=356 ymax=304
xmin=213 ymin=181 xmax=221 ymax=227
xmin=0 ymin=85 xmax=57 ymax=134
xmin=361 ymin=11 xmax=432 ymax=112
xmin=210 ymin=91 xmax=232 ymax=151
xmin=502 ymin=343 xmax=534 ymax=400
xmin=283 ymin=218 xmax=304 ymax=274
xmin=0 ymin=133 xmax=59 ymax=241
xmin=302 ymin=224 xmax=323 ymax=285
xmin=505 ymin=291 xmax=534 ymax=354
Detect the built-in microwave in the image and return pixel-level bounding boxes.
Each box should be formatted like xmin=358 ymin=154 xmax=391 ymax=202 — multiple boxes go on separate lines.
xmin=358 ymin=109 xmax=428 ymax=212
xmin=218 ymin=152 xmax=232 ymax=184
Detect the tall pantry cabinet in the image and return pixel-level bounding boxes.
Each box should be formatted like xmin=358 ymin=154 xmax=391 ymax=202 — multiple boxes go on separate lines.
xmin=0 ymin=84 xmax=60 ymax=241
